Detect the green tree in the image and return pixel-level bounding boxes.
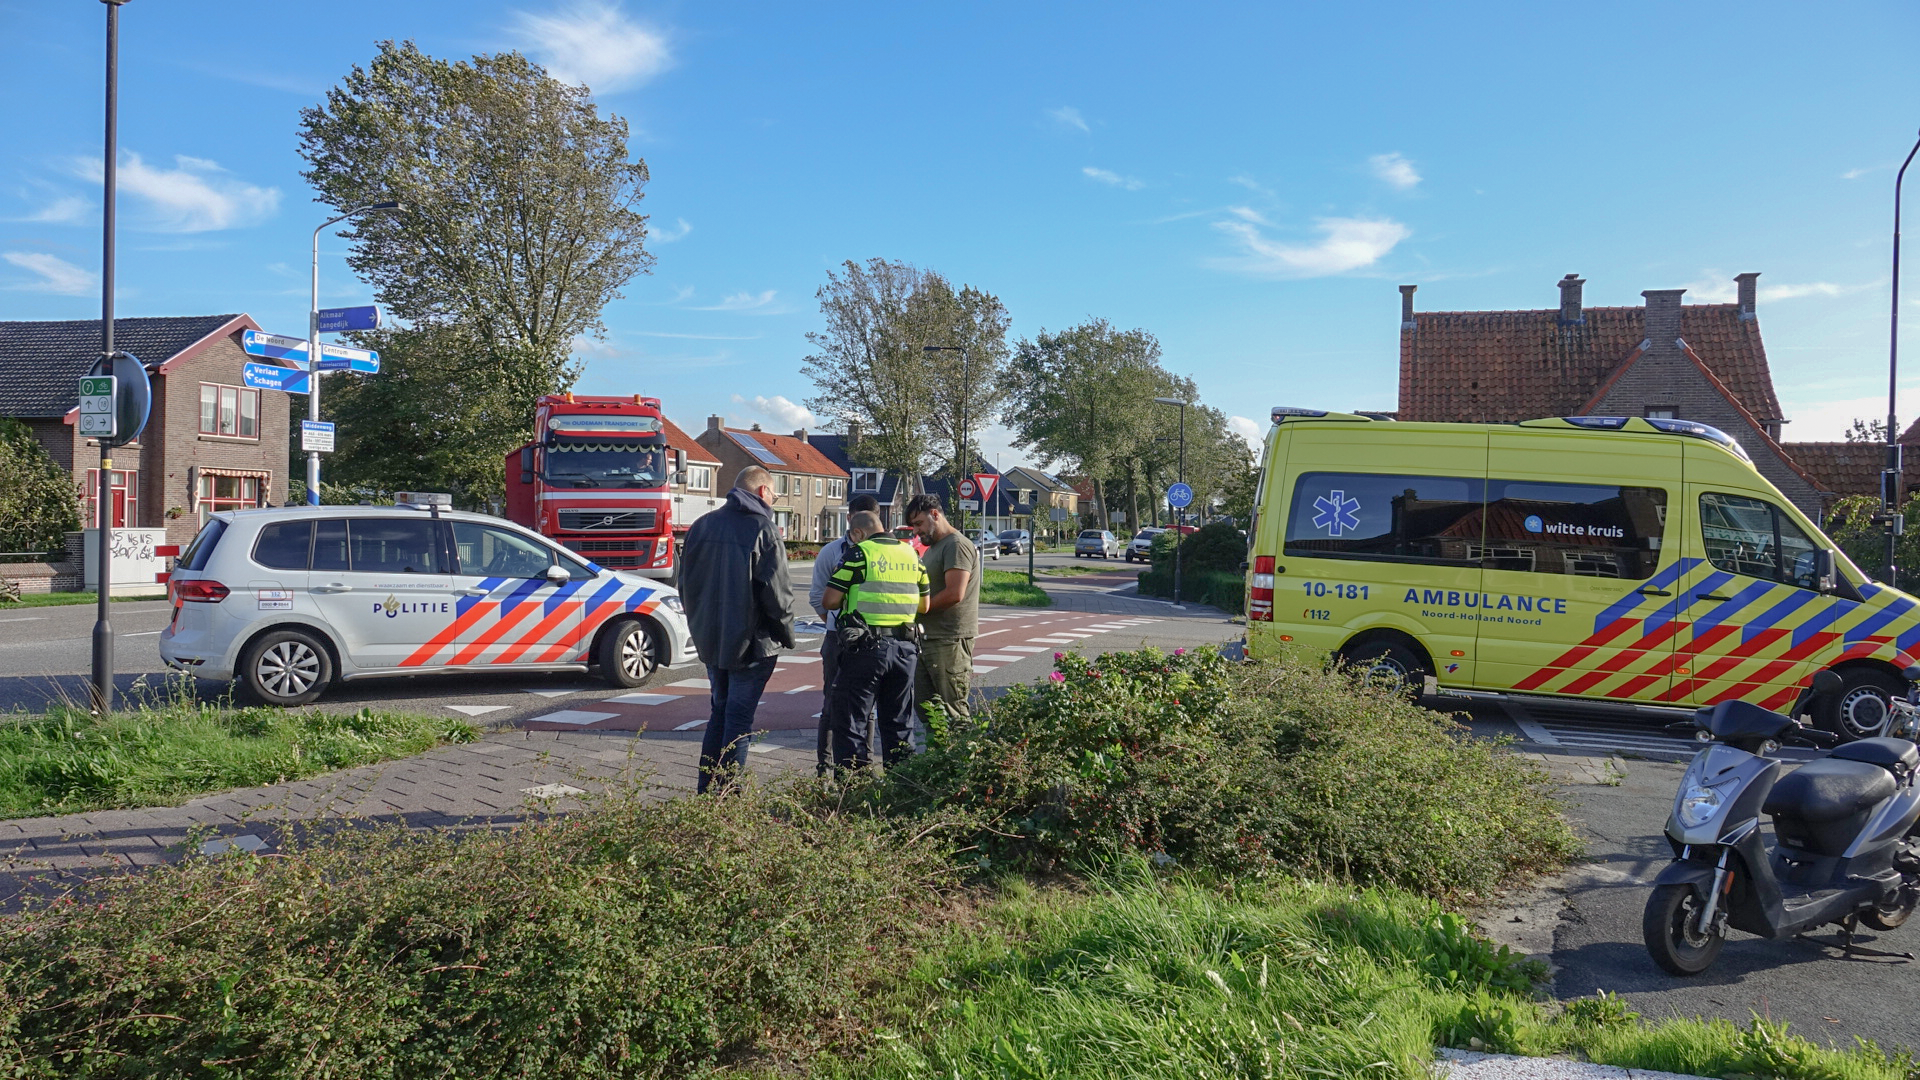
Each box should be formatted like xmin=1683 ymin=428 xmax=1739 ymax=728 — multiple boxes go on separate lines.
xmin=0 ymin=420 xmax=80 ymax=553
xmin=1847 ymin=418 xmax=1890 ymax=443
xmin=1005 ymin=320 xmax=1168 ymax=528
xmin=298 ymin=40 xmax=653 ymax=503
xmin=917 ymin=279 xmax=1012 ymax=497
xmin=802 ymin=259 xmax=933 ymax=495
xmin=1824 ymin=494 xmax=1920 ymax=590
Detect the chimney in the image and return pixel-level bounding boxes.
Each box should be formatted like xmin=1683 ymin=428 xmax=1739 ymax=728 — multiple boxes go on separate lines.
xmin=1398 ymin=284 xmax=1417 ymax=329
xmin=1557 ymin=274 xmax=1586 ymax=325
xmin=706 ymin=414 xmax=723 ymax=433
xmin=1642 ymin=288 xmax=1686 ymax=345
xmin=793 ymin=428 xmax=808 ymax=441
xmin=847 ymin=420 xmax=862 ymax=448
xmin=1734 ymin=272 xmax=1760 ymax=321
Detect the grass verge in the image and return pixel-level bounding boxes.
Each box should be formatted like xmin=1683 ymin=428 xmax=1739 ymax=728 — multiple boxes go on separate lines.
xmin=0 ymin=691 xmax=477 ymax=818
xmin=980 ymin=569 xmax=1050 ymax=607
xmin=841 ymin=867 xmax=1915 ymax=1080
xmin=0 ymin=591 xmax=162 ymax=609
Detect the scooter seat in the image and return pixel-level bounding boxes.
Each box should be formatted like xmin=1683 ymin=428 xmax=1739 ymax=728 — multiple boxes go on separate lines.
xmin=1829 ymin=737 xmax=1920 ymax=780
xmin=1765 ymin=758 xmax=1895 ymax=822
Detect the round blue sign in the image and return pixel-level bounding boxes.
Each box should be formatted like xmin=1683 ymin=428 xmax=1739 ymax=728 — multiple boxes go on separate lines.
xmin=1167 ymin=482 xmax=1194 ymax=509
xmin=1524 ymin=514 xmax=1544 ymax=533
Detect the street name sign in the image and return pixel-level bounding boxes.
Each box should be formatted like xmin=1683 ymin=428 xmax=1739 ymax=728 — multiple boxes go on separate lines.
xmin=1167 ymin=482 xmax=1195 ymax=509
xmin=316 ymin=305 xmax=379 ymax=333
xmin=243 ymin=362 xmax=311 ymax=395
xmin=301 ymin=420 xmax=336 ymax=453
xmin=241 ymin=330 xmax=380 ymax=373
xmin=78 ymin=375 xmax=116 ymax=438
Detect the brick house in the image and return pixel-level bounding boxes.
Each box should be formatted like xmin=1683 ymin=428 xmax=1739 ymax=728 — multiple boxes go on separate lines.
xmin=807 ymin=423 xmax=906 ymax=528
xmin=1397 ymin=274 xmax=1826 ymax=516
xmin=662 ymin=417 xmax=725 ymax=534
xmin=999 ymin=466 xmax=1080 ymax=543
xmin=696 ymin=418 xmax=849 ymax=541
xmin=0 ymin=314 xmax=290 ymax=548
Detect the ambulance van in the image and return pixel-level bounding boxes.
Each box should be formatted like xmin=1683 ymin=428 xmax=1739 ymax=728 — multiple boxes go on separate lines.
xmin=1244 ymin=409 xmax=1920 ymax=742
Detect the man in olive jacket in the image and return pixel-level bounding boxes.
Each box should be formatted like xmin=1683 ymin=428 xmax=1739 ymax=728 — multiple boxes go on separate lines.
xmin=678 ymin=465 xmax=796 ymax=793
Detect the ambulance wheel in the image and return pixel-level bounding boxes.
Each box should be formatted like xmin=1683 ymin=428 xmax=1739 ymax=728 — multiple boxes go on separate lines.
xmin=599 ymin=617 xmax=663 ymax=688
xmin=239 ymin=629 xmax=332 ymax=707
xmin=1813 ymin=667 xmax=1902 ymax=743
xmin=1336 ymin=639 xmax=1428 ymax=698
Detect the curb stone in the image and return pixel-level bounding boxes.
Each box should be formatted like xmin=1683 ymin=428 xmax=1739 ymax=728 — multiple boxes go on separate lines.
xmin=1436 ymin=1049 xmax=1708 ymax=1079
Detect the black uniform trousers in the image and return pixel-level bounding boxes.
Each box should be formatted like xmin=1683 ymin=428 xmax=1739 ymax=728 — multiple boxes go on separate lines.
xmin=827 ymin=633 xmax=918 ymax=769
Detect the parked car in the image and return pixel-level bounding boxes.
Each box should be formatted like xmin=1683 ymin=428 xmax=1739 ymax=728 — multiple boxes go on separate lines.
xmin=968 ymin=528 xmax=1001 ymax=559
xmin=159 ymin=501 xmax=695 ymax=706
xmin=1075 ymin=530 xmax=1123 ymax=558
xmin=1126 ymin=527 xmax=1165 ymax=562
xmin=997 ymin=529 xmax=1031 ymax=555
xmin=890 ymin=525 xmax=929 ymax=555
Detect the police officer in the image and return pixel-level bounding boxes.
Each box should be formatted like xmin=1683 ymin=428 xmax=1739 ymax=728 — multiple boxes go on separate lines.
xmin=822 ymin=510 xmax=930 ymax=770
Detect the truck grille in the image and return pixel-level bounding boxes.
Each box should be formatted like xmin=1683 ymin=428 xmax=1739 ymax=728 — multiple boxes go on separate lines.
xmin=574 ymin=540 xmax=641 ymax=553
xmin=593 ymin=556 xmax=644 ymax=568
xmin=557 ymin=508 xmax=656 ymax=532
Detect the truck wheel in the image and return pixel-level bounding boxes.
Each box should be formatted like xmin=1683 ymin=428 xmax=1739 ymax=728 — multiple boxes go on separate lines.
xmin=1335 ymin=639 xmax=1428 ymax=698
xmin=599 ymin=618 xmax=662 ymax=688
xmin=1643 ymin=883 xmax=1724 ymax=976
xmin=240 ymin=629 xmax=331 ymax=706
xmin=1813 ymin=668 xmax=1902 ymax=742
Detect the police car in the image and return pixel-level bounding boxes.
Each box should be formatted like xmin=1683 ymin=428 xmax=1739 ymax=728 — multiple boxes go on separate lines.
xmin=159 ymin=495 xmax=696 ymax=706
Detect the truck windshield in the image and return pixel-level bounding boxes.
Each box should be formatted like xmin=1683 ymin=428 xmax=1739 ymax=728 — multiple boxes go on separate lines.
xmin=544 ymin=441 xmax=665 ymax=488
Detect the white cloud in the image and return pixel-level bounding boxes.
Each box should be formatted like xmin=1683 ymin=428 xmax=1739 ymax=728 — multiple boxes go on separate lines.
xmin=73 ymin=152 xmax=278 ymax=232
xmin=651 ymin=216 xmax=691 ymax=243
xmin=10 ymin=195 xmax=90 ymax=224
xmin=1227 ymin=174 xmax=1274 ymax=197
xmin=731 ymin=393 xmax=817 ymax=430
xmin=3 ymin=251 xmax=98 ymax=295
xmin=1227 ymin=415 xmax=1266 ymax=451
xmin=1782 ymin=394 xmax=1895 ymax=441
xmin=1212 ymin=216 xmax=1409 ymax=277
xmin=1083 ymin=166 xmax=1144 ymax=191
xmin=1369 ymin=152 xmax=1421 ymax=190
xmin=1226 ymin=205 xmax=1269 ymax=225
xmin=1682 ymin=275 xmax=1871 ymax=304
xmin=1842 ymin=167 xmax=1869 ymax=180
xmin=511 ymin=1 xmax=672 ymax=94
xmin=1048 ymin=106 xmax=1090 ymax=133
xmin=693 ymin=289 xmax=777 ymax=312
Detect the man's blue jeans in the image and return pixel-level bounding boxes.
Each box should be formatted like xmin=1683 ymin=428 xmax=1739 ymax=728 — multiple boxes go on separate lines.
xmin=697 ymin=656 xmax=778 ymax=793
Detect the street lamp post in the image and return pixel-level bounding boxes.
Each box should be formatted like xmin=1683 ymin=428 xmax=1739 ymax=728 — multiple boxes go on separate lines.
xmin=308 ymin=201 xmax=400 ymax=504
xmin=1883 ymin=131 xmax=1920 ymax=584
xmin=92 ymin=0 xmax=131 ymax=714
xmin=1154 ymin=397 xmax=1188 ymax=605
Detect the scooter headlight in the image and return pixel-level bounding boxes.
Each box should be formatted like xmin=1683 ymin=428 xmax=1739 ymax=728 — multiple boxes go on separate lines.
xmin=1677 ymin=783 xmax=1724 ymax=828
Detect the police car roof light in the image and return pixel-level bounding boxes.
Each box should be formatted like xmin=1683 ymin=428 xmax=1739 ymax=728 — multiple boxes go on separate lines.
xmin=1562 ymin=415 xmax=1631 ymax=429
xmin=1270 ymin=406 xmax=1330 ymax=421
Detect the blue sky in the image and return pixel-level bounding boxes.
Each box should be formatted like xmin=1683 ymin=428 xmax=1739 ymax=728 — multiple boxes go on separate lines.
xmin=3 ymin=1 xmax=1917 ymax=462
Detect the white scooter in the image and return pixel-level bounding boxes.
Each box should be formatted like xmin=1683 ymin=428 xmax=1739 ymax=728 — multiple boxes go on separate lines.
xmin=1645 ymin=669 xmax=1920 ymax=975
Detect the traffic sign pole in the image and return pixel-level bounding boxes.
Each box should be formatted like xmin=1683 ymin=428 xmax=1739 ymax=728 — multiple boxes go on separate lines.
xmin=92 ymin=0 xmax=129 ymax=716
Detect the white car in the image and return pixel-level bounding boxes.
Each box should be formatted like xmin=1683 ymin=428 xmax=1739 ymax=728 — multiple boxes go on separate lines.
xmin=1126 ymin=528 xmax=1165 ymax=562
xmin=159 ymin=502 xmax=696 ymax=706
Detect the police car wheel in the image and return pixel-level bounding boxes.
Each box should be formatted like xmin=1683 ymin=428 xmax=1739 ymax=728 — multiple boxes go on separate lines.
xmin=1336 ymin=640 xmax=1427 ymax=699
xmin=1814 ymin=668 xmax=1902 ymax=743
xmin=240 ymin=630 xmax=332 ymax=706
xmin=599 ymin=618 xmax=662 ymax=688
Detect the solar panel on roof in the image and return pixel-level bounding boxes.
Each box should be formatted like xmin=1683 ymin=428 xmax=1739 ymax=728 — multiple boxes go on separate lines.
xmin=728 ymin=430 xmax=784 ymax=466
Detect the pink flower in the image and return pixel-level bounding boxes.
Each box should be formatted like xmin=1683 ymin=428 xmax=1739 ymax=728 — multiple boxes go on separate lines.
xmin=1054 ymin=652 xmax=1064 ymax=660
xmin=1048 ymin=672 xmax=1066 ymax=683
xmin=1173 ymin=648 xmax=1186 ymax=656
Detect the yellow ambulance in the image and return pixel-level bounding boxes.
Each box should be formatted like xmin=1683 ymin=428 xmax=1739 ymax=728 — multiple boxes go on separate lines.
xmin=1244 ymin=409 xmax=1919 ymax=741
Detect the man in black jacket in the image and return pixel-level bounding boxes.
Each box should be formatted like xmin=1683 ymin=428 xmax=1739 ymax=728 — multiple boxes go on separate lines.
xmin=678 ymin=465 xmax=796 ymax=793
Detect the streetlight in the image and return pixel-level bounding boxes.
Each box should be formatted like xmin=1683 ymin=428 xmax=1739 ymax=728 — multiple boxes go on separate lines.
xmin=1153 ymin=396 xmax=1188 ymax=605
xmin=923 ymin=344 xmax=970 ymax=525
xmin=309 ymin=201 xmax=401 ymax=504
xmin=1882 ymin=131 xmax=1920 ymax=584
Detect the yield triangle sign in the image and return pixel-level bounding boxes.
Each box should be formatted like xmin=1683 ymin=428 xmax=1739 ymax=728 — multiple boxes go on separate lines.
xmin=973 ymin=473 xmax=999 ymax=505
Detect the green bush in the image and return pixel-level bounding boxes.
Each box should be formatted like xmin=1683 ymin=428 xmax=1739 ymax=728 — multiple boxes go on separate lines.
xmin=1137 ymin=521 xmax=1247 ymax=612
xmin=1137 ymin=564 xmax=1244 ymax=613
xmin=877 ymin=647 xmax=1578 ymax=899
xmin=0 ymin=419 xmax=79 ymax=554
xmin=0 ymin=781 xmax=953 ymax=1077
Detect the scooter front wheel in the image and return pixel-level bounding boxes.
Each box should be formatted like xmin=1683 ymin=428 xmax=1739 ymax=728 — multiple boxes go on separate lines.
xmin=1644 ymin=883 xmax=1725 ymax=976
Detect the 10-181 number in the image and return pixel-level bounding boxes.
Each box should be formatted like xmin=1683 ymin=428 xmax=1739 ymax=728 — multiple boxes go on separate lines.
xmin=1302 ymin=582 xmax=1368 ymax=599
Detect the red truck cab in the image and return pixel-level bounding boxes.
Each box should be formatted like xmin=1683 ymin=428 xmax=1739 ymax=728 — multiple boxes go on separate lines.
xmin=505 ymin=394 xmax=681 ymax=581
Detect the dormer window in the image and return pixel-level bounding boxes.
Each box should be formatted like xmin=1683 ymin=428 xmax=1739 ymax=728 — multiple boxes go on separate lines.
xmin=852 ymin=468 xmax=882 ymax=492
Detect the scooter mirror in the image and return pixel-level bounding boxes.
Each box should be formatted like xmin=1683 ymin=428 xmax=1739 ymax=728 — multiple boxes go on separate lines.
xmin=1810 ymin=669 xmax=1845 ymax=698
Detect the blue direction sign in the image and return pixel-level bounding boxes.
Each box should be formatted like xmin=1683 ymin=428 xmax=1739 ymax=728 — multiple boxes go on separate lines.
xmin=242 ymin=362 xmax=310 ymax=395
xmin=317 ymin=305 xmax=380 ymax=333
xmin=241 ymin=330 xmax=379 ymax=374
xmin=1167 ymin=482 xmax=1195 ymax=509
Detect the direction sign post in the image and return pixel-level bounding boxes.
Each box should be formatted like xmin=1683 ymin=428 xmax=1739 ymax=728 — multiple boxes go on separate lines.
xmin=301 ymin=420 xmax=336 ymax=453
xmin=316 ymin=305 xmax=379 ymax=333
xmin=78 ymin=376 xmax=116 ymax=439
xmin=243 ymin=362 xmax=311 ymax=395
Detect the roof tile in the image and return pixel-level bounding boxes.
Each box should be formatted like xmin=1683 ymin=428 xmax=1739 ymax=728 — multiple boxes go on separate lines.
xmin=0 ymin=315 xmax=246 ymax=416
